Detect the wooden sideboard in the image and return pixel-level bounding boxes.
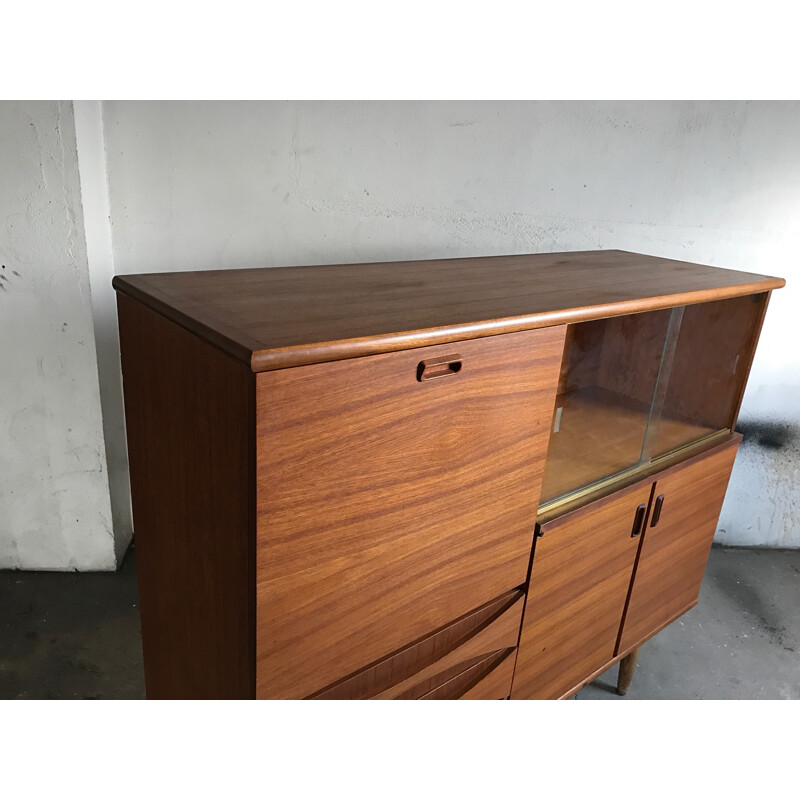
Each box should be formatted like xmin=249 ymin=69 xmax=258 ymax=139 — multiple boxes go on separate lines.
xmin=113 ymin=250 xmax=785 ymax=699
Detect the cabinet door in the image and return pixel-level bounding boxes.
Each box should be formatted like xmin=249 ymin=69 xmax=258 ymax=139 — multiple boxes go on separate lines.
xmin=255 ymin=327 xmax=565 ymax=698
xmin=618 ymin=438 xmax=740 ymax=654
xmin=511 ymin=482 xmax=651 ymax=700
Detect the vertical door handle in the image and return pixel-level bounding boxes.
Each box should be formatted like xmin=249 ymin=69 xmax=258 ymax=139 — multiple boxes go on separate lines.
xmin=631 ymin=503 xmax=647 ymax=538
xmin=650 ymin=494 xmax=665 ymax=527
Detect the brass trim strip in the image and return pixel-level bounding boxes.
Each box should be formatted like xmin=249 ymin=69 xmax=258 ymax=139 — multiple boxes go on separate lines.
xmin=536 ymin=429 xmax=731 ymax=523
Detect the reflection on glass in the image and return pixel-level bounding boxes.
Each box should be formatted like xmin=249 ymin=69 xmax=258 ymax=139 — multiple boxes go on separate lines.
xmin=539 ymin=294 xmax=767 ymax=507
xmin=650 ymin=293 xmax=768 ymax=458
xmin=540 ymin=310 xmax=671 ymax=504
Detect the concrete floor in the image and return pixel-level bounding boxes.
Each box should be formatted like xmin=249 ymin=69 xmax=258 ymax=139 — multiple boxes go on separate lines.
xmin=0 ymin=546 xmax=145 ymax=699
xmin=577 ymin=547 xmax=800 ymax=700
xmin=0 ymin=545 xmax=797 ymax=700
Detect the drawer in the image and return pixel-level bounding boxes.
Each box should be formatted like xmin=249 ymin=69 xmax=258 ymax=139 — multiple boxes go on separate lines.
xmin=313 ymin=588 xmax=524 ymax=700
xmin=423 ymin=649 xmax=517 ymax=700
xmin=459 ymin=651 xmax=517 ymax=700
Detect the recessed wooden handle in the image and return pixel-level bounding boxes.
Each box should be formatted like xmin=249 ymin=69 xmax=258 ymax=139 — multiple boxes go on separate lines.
xmin=417 ymin=354 xmax=463 ymax=382
xmin=631 ymin=503 xmax=647 ymax=537
xmin=650 ymin=494 xmax=665 ymax=527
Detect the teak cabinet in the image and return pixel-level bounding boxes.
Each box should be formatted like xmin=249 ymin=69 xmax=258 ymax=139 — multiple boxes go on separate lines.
xmin=113 ymin=250 xmax=785 ymax=699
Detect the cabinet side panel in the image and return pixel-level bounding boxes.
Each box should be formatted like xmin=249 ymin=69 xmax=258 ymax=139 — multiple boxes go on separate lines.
xmin=117 ymin=294 xmax=255 ymax=699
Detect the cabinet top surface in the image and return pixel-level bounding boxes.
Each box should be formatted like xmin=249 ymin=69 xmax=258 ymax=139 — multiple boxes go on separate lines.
xmin=112 ymin=249 xmax=784 ymax=371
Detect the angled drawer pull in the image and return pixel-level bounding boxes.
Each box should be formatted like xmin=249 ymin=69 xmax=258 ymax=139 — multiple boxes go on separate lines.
xmin=417 ymin=354 xmax=463 ymax=381
xmin=418 ymin=648 xmax=515 ymax=700
xmin=310 ymin=588 xmax=523 ymax=699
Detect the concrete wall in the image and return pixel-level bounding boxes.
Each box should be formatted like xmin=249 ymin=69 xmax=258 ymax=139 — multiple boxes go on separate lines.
xmin=0 ymin=101 xmax=120 ymax=570
xmin=103 ymin=101 xmax=800 ymax=548
xmin=3 ymin=101 xmax=797 ymax=570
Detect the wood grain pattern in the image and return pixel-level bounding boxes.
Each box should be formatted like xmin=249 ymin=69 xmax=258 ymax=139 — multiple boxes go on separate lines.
xmin=554 ymin=599 xmax=697 ymax=699
xmin=511 ymin=480 xmax=653 ymax=700
xmin=377 ymin=593 xmax=523 ymax=700
xmin=117 ymin=294 xmax=255 ymax=699
xmin=254 ymin=327 xmax=564 ymax=699
xmin=728 ymin=293 xmax=771 ymax=429
xmin=313 ymin=590 xmax=523 ymax=699
xmin=617 ymin=437 xmax=740 ymax=654
xmin=616 ymin=648 xmax=639 ymax=696
xmin=460 ymin=650 xmax=517 ymax=699
xmin=654 ymin=292 xmax=769 ymax=450
xmin=420 ymin=649 xmax=515 ymax=700
xmin=595 ymin=308 xmax=673 ymax=407
xmin=112 ymin=250 xmax=784 ymax=372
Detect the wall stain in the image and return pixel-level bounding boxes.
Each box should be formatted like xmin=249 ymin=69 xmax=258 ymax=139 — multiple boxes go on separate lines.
xmin=0 ymin=264 xmax=21 ymax=293
xmin=736 ymin=420 xmax=797 ymax=451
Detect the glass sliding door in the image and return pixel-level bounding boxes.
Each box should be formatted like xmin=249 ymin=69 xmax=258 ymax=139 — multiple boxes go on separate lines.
xmin=539 ymin=293 xmax=767 ymax=508
xmin=539 ymin=309 xmax=672 ymax=505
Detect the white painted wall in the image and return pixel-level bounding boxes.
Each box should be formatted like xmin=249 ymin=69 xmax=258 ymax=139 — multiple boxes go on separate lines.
xmin=103 ymin=100 xmax=800 ymax=548
xmin=73 ymin=101 xmax=133 ymax=566
xmin=4 ymin=101 xmax=797 ymax=570
xmin=0 ymin=101 xmax=119 ymax=570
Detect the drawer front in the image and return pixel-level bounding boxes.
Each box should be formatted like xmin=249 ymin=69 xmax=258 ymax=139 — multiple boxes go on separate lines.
xmin=255 ymin=327 xmax=564 ymax=698
xmin=373 ymin=590 xmax=523 ymax=700
xmin=419 ymin=649 xmax=516 ymax=700
xmin=458 ymin=651 xmax=517 ymax=700
xmin=312 ymin=589 xmax=523 ymax=699
xmin=313 ymin=589 xmax=523 ymax=700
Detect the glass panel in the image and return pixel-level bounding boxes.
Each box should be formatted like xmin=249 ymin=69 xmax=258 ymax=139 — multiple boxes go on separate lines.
xmin=649 ymin=293 xmax=767 ymax=458
xmin=540 ymin=294 xmax=767 ymax=508
xmin=540 ymin=309 xmax=673 ymax=505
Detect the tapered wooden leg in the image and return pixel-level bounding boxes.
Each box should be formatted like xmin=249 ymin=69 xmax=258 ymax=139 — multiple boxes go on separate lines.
xmin=616 ymin=648 xmax=639 ymax=696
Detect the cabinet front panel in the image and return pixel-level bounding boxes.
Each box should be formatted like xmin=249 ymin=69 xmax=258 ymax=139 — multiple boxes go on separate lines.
xmin=255 ymin=327 xmax=565 ymax=698
xmin=511 ymin=482 xmax=651 ymax=700
xmin=618 ymin=439 xmax=739 ymax=653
